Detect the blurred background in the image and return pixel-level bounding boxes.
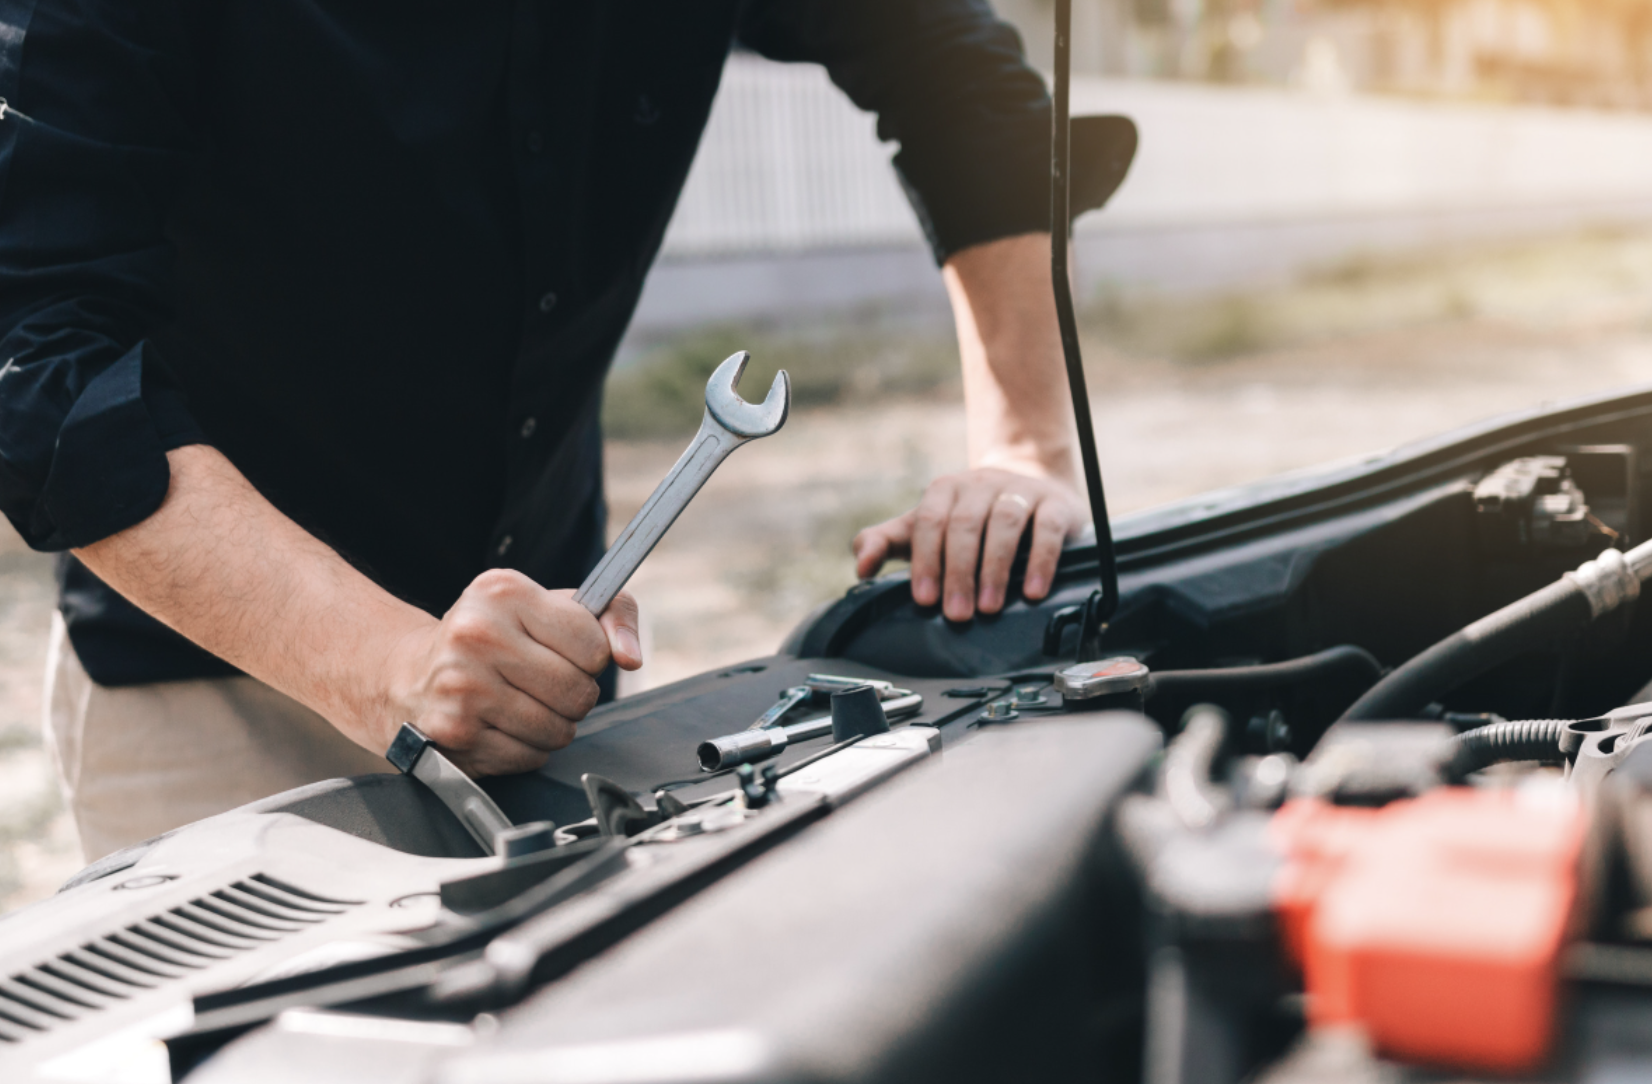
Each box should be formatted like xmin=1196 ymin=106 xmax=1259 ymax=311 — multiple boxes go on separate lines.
xmin=9 ymin=0 xmax=1652 ymax=911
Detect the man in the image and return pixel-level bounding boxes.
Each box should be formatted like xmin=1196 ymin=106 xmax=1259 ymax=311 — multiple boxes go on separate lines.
xmin=0 ymin=0 xmax=1084 ymax=861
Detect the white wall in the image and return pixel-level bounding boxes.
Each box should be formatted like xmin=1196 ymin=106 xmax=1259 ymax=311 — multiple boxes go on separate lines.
xmin=662 ymin=56 xmax=1652 ymax=260
xmin=634 ymin=56 xmax=1652 ymax=330
xmin=1078 ymin=79 xmax=1652 ymax=229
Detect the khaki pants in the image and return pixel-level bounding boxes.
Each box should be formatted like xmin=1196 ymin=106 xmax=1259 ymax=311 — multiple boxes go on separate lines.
xmin=43 ymin=614 xmax=392 ymax=862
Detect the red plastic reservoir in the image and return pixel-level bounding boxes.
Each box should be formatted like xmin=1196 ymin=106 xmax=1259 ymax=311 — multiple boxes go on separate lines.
xmin=1271 ymin=788 xmax=1586 ymax=1072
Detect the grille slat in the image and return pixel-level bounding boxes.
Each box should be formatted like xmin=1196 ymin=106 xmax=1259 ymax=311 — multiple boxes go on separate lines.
xmin=215 ymin=885 xmax=324 ymax=924
xmin=1 ymin=875 xmax=357 ymax=1047
xmin=0 ymin=977 xmax=84 ymax=1019
xmin=118 ymin=927 xmax=216 ymax=967
xmin=194 ymin=894 xmax=306 ymax=933
xmin=152 ymin=912 xmax=262 ymax=952
xmin=61 ymin=949 xmax=158 ymax=990
xmin=0 ymin=1011 xmax=33 ymax=1043
xmin=17 ymin=967 xmax=114 ymax=1010
xmin=174 ymin=902 xmax=280 ymax=942
xmin=246 ymin=875 xmax=356 ymax=914
xmin=39 ymin=960 xmax=133 ymax=1001
xmin=109 ymin=930 xmax=206 ymax=971
xmin=0 ymin=991 xmax=59 ymax=1030
xmin=85 ymin=938 xmax=188 ymax=980
xmin=130 ymin=919 xmax=234 ymax=960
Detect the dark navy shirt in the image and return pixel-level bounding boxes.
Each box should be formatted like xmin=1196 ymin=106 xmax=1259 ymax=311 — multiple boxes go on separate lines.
xmin=0 ymin=0 xmax=1053 ymax=685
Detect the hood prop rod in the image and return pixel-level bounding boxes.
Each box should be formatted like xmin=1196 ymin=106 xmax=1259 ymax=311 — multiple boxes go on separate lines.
xmin=1050 ymin=0 xmax=1119 ymax=654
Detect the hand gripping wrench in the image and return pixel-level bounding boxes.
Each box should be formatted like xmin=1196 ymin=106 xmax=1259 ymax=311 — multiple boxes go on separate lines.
xmin=390 ymin=352 xmax=787 ymax=853
xmin=573 ymin=350 xmax=789 ymax=615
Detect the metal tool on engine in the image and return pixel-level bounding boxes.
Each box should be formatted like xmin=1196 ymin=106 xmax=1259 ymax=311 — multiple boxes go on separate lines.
xmin=387 ymin=722 xmax=518 ymax=856
xmin=700 ymin=691 xmax=924 ymax=771
xmin=751 ymin=684 xmax=813 ymax=730
xmin=573 ymin=350 xmax=789 ymax=615
xmin=747 ymin=673 xmax=907 ymax=731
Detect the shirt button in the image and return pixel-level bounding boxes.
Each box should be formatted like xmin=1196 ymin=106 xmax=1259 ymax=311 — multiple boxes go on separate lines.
xmin=519 ymin=416 xmax=537 ymax=439
xmin=526 ymin=131 xmax=544 ymax=153
xmin=537 ymin=292 xmax=558 ymax=314
xmin=496 ymin=535 xmax=514 ymax=556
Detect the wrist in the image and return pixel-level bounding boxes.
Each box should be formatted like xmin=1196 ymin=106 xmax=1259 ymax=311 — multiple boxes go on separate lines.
xmin=974 ymin=448 xmax=1082 ymax=494
xmin=340 ymin=604 xmax=440 ymax=756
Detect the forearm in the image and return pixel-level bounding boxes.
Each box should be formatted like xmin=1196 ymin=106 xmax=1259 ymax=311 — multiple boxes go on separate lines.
xmin=849 ymin=231 xmax=1088 ymax=617
xmin=942 ymin=232 xmax=1081 ymax=490
xmin=73 ymin=444 xmax=431 ymax=754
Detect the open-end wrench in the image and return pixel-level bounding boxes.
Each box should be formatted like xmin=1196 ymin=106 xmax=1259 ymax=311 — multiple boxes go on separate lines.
xmin=573 ymin=351 xmax=789 ymax=615
xmin=748 ymin=685 xmax=812 ymax=731
xmin=390 ymin=353 xmax=784 ymax=838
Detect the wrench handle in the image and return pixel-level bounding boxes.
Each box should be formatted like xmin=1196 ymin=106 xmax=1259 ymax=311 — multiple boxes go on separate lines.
xmin=573 ymin=413 xmax=741 ymax=615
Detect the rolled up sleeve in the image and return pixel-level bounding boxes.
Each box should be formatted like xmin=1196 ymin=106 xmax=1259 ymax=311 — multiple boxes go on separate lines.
xmin=738 ymin=0 xmax=1051 ymax=265
xmin=0 ymin=0 xmax=206 ymax=551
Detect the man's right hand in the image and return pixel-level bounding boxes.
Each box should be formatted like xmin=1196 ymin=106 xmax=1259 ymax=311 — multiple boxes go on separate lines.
xmin=75 ymin=446 xmax=641 ymax=782
xmin=381 ymin=572 xmax=643 ymax=776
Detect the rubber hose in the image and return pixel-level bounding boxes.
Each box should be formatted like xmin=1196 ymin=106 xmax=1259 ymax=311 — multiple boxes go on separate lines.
xmin=1151 ymin=645 xmax=1384 ymax=697
xmin=1340 ymin=577 xmax=1593 ymax=721
xmin=1452 ymin=718 xmax=1569 ymax=774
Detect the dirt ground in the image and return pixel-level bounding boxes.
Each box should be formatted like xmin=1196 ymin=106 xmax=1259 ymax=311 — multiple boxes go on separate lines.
xmin=6 ymin=229 xmax=1652 ymax=914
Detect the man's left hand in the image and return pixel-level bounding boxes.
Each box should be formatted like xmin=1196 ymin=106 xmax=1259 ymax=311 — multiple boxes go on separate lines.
xmin=853 ymin=467 xmax=1084 ymax=622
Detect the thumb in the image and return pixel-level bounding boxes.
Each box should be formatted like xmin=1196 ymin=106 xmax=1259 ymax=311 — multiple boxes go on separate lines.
xmin=853 ymin=528 xmax=889 ymax=580
xmin=854 ymin=512 xmax=915 ymax=579
xmin=600 ymin=591 xmax=644 ymax=671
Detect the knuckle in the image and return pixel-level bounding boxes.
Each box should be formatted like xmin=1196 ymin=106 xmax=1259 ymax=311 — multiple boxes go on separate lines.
xmin=573 ymin=628 xmax=611 ymax=673
xmin=565 ymin=675 xmax=601 ymax=717
xmin=472 ymin=567 xmax=527 ymax=601
xmin=991 ymin=504 xmax=1025 ymax=528
xmin=518 ymin=703 xmax=560 ymax=739
xmin=444 ymin=612 xmax=495 ymax=649
xmin=429 ymin=668 xmax=479 ymax=703
xmin=545 ymin=719 xmax=577 ymax=752
xmin=914 ymin=507 xmax=948 ymax=532
xmin=1039 ymin=515 xmax=1071 ymax=541
xmin=1034 ymin=509 xmax=1071 ymax=536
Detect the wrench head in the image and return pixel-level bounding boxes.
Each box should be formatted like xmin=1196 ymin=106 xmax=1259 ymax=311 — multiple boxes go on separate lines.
xmin=705 ymin=351 xmax=789 ymax=439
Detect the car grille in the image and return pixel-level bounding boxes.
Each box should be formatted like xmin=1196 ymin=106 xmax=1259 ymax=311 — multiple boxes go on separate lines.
xmin=0 ymin=874 xmax=358 ymax=1044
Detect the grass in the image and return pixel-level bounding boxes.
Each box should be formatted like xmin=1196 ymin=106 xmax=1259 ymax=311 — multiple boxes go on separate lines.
xmin=1081 ymin=225 xmax=1652 ymax=363
xmin=728 ymin=487 xmax=929 ymax=624
xmin=603 ymin=319 xmax=959 ymax=440
xmin=603 ymin=225 xmax=1652 ymax=440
